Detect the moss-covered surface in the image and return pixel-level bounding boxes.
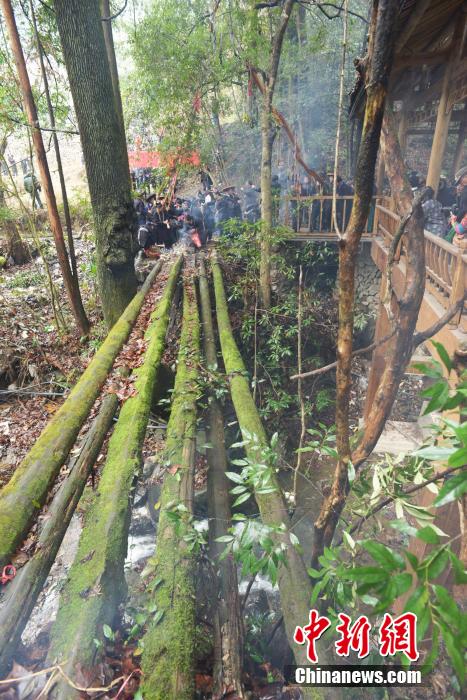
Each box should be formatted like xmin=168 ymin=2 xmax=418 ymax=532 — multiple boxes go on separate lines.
xmin=0 ymin=394 xmax=118 ymax=678
xmin=211 ymin=254 xmax=328 ymax=699
xmin=0 ymin=260 xmax=163 ymax=570
xmin=140 ymin=271 xmax=200 ymax=700
xmin=46 ymin=257 xmax=182 ymax=696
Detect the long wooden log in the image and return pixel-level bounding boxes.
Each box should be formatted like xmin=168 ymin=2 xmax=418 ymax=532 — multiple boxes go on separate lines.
xmin=0 ymin=394 xmax=118 ymax=677
xmin=0 ymin=260 xmax=163 ymax=571
xmin=198 ymin=257 xmax=245 ymax=699
xmin=46 ymin=257 xmax=183 ymax=697
xmin=140 ymin=271 xmax=200 ymax=700
xmin=211 ymin=253 xmax=329 ymax=700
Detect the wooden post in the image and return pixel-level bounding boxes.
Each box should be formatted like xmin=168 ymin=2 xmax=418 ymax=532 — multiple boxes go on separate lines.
xmin=448 ymin=249 xmax=465 ymax=328
xmin=452 ymin=100 xmax=467 ymax=179
xmin=427 ymin=18 xmax=466 ymax=193
xmin=0 ymin=0 xmax=89 ymax=336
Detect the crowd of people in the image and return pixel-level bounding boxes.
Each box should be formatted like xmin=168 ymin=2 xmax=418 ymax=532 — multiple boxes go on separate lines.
xmin=132 ymin=171 xmax=259 ymax=260
xmin=417 ymin=167 xmax=467 ymax=247
xmin=131 ymin=162 xmax=467 ymax=261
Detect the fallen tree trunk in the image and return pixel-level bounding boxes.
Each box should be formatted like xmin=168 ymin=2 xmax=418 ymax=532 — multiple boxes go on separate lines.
xmin=0 ymin=393 xmax=118 ymax=677
xmin=211 ymin=253 xmax=331 ymax=700
xmin=0 ymin=260 xmax=163 ymax=571
xmin=198 ymin=257 xmax=245 ymax=699
xmin=141 ymin=271 xmax=200 ymax=700
xmin=46 ymin=256 xmax=183 ymax=697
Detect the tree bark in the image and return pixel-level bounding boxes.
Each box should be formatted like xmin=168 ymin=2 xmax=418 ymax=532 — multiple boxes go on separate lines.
xmin=0 ymin=394 xmax=118 ymax=677
xmin=0 ymin=260 xmax=163 ymax=571
xmin=141 ymin=271 xmax=199 ymax=700
xmin=198 ymin=257 xmax=245 ymax=699
xmin=54 ymin=0 xmax=137 ymax=328
xmin=29 ymin=0 xmax=78 ymax=280
xmin=212 ymin=253 xmax=331 ymax=700
xmin=258 ymin=0 xmax=296 ymax=309
xmin=47 ymin=256 xmax=183 ymax=697
xmin=0 ymin=0 xmax=89 ymax=335
xmin=312 ymin=0 xmax=398 ymax=567
xmin=99 ymin=0 xmax=127 ymax=142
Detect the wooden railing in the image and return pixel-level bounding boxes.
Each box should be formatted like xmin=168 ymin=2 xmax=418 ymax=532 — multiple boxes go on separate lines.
xmin=374 ymin=199 xmax=466 ymax=330
xmin=284 ymin=195 xmax=383 ymax=235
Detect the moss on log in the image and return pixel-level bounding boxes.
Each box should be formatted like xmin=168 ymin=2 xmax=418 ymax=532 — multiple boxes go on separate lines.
xmin=46 ymin=256 xmax=183 ymax=697
xmin=0 ymin=260 xmax=164 ymax=570
xmin=198 ymin=256 xmax=245 ymax=698
xmin=211 ymin=253 xmax=329 ymax=700
xmin=0 ymin=394 xmax=118 ymax=677
xmin=140 ymin=272 xmax=200 ymax=700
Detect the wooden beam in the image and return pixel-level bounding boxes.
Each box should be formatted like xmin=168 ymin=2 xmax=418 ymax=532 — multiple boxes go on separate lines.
xmin=395 ymin=0 xmax=431 ymax=53
xmin=395 ymin=50 xmax=448 ymax=69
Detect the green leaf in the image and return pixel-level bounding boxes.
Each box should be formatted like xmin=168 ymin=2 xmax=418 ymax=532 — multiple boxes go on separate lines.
xmin=416 ymin=526 xmax=440 ymax=544
xmin=215 ymin=535 xmax=235 ymax=543
xmin=342 ymin=566 xmax=387 ymax=583
xmin=438 ymin=620 xmax=465 ymax=682
xmin=425 ymin=549 xmax=449 ymax=580
xmin=433 ymin=585 xmax=460 ymax=627
xmin=448 ymin=446 xmax=467 ymax=468
xmin=362 ymin=541 xmax=404 ymax=571
xmin=232 ymin=492 xmax=252 ymax=507
xmin=413 ymin=446 xmax=455 ymax=461
xmin=225 ymin=471 xmax=244 ymax=484
xmin=404 ymin=586 xmax=429 ymax=618
xmin=434 ymin=472 xmax=467 ymax=506
xmin=449 ymin=551 xmax=467 ymax=584
xmin=103 ymin=624 xmax=114 ymax=640
xmin=431 ymin=340 xmax=453 ymax=373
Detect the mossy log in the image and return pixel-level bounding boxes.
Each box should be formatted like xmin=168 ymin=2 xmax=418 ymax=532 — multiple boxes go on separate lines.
xmin=140 ymin=272 xmax=200 ymax=700
xmin=198 ymin=256 xmax=245 ymax=698
xmin=211 ymin=253 xmax=330 ymax=700
xmin=0 ymin=260 xmax=163 ymax=570
xmin=0 ymin=393 xmax=118 ymax=677
xmin=46 ymin=256 xmax=183 ymax=697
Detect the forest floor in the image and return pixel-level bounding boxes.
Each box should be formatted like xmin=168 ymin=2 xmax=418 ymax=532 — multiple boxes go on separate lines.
xmin=0 ymin=227 xmax=459 ymax=700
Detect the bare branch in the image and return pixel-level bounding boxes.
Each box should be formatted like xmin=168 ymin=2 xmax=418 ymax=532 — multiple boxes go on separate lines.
xmin=101 ymin=0 xmax=128 ymax=22
xmin=290 ymin=329 xmax=397 ymax=381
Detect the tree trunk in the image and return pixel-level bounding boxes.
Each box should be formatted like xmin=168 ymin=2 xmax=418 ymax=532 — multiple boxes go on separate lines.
xmin=47 ymin=256 xmax=183 ymax=697
xmin=259 ymin=91 xmax=274 ymax=309
xmin=99 ymin=0 xmax=127 ymax=141
xmin=29 ymin=0 xmax=78 ymax=280
xmin=141 ymin=271 xmax=199 ymax=700
xmin=257 ymin=0 xmax=296 ymax=309
xmin=54 ymin=0 xmax=137 ymax=328
xmin=0 ymin=260 xmax=163 ymax=571
xmin=0 ymin=0 xmax=89 ymax=335
xmin=0 ymin=394 xmax=118 ymax=677
xmin=312 ymin=0 xmax=398 ymax=567
xmin=198 ymin=257 xmax=245 ymax=699
xmin=211 ymin=253 xmax=331 ymax=700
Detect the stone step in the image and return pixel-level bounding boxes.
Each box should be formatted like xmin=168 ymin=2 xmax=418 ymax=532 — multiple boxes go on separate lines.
xmin=371 ymin=420 xmax=423 ymax=455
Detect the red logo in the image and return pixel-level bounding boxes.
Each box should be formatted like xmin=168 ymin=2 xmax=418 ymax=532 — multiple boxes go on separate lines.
xmin=293 ymin=610 xmax=419 ymax=663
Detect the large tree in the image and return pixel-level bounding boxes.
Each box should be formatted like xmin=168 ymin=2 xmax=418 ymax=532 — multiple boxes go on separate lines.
xmin=54 ymin=0 xmax=137 ymax=328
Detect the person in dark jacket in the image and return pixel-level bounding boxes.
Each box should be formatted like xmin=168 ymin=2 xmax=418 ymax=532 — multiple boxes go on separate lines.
xmin=243 ymin=181 xmax=260 ymax=223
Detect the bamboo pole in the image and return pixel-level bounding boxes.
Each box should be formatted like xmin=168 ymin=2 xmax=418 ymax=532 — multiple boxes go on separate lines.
xmin=198 ymin=257 xmax=245 ymax=699
xmin=46 ymin=256 xmax=183 ymax=697
xmin=0 ymin=0 xmax=89 ymax=335
xmin=0 ymin=394 xmax=118 ymax=677
xmin=140 ymin=271 xmax=200 ymax=700
xmin=211 ymin=253 xmax=328 ymax=700
xmin=0 ymin=260 xmax=163 ymax=571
